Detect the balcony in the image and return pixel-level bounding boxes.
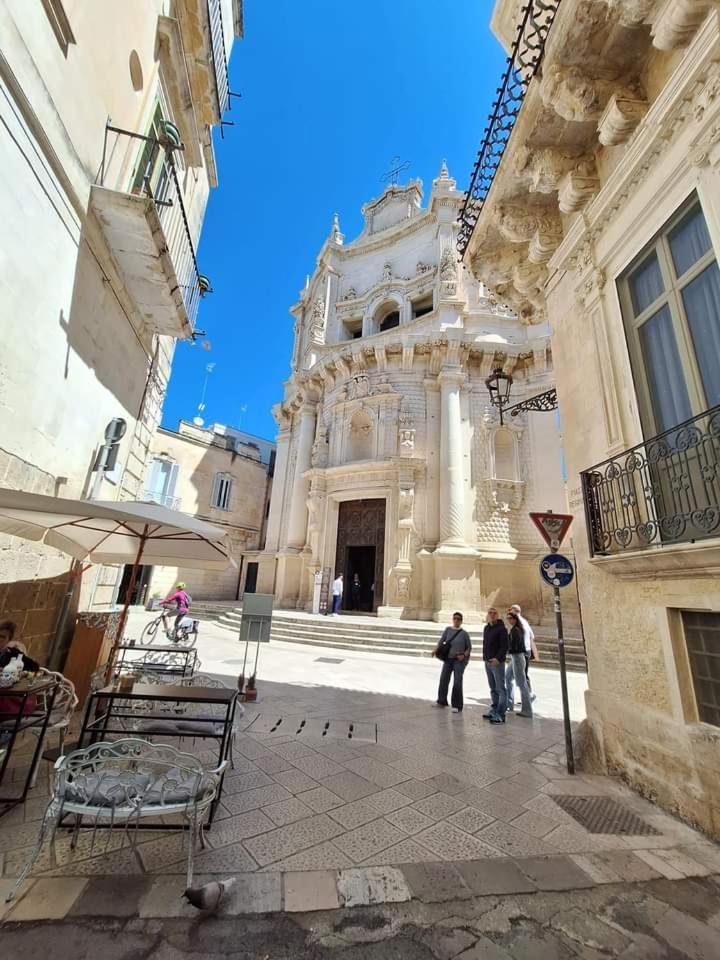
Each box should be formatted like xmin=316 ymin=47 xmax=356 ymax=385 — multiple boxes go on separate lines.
xmin=90 ymin=125 xmax=208 ymax=338
xmin=581 ymin=406 xmax=720 ymax=559
xmin=142 ymin=491 xmax=181 ymax=511
xmin=175 ymin=0 xmax=238 ymax=128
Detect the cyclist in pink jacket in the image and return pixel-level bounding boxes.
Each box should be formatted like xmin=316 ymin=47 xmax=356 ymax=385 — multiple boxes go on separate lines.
xmin=161 ymin=582 xmax=191 ymax=636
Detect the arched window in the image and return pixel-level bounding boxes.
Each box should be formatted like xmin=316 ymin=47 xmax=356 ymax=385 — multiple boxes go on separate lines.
xmin=494 ymin=428 xmax=517 ymax=481
xmin=373 ymin=300 xmax=402 ymax=333
xmin=348 ymin=408 xmax=374 ymax=461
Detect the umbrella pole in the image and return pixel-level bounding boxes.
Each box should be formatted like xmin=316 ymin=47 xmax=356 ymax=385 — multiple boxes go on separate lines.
xmin=106 ymin=533 xmax=146 ymax=683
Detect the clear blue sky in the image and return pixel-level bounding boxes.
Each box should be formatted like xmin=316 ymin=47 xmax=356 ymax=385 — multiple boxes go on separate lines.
xmin=162 ymin=1 xmax=506 ymax=442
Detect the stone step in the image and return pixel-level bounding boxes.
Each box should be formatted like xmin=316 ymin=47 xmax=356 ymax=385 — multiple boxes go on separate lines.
xmin=259 ymin=631 xmax=588 ymax=671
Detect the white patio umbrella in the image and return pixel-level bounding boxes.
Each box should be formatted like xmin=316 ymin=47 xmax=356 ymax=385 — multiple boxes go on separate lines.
xmin=0 ymin=487 xmax=233 ymax=667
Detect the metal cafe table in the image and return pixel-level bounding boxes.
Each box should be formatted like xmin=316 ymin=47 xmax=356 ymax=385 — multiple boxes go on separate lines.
xmin=78 ymin=682 xmax=238 ymax=824
xmin=115 ymin=643 xmax=199 ymax=679
xmin=0 ymin=675 xmax=59 ymax=817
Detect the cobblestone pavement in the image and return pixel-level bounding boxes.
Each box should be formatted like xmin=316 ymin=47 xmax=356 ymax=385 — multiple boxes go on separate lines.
xmin=1 ymin=875 xmax=720 ymax=958
xmin=1 ymin=612 xmax=718 ymax=925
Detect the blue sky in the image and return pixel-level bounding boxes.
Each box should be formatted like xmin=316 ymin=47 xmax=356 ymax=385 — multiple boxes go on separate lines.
xmin=162 ymin=1 xmax=507 ymax=441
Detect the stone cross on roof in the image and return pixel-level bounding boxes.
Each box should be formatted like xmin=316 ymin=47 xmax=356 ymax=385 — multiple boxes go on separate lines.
xmin=381 ymin=155 xmax=411 ymax=186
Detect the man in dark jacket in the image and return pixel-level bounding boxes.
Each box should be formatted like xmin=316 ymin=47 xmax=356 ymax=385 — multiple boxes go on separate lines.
xmin=432 ymin=612 xmax=471 ymax=713
xmin=482 ymin=607 xmax=508 ymax=723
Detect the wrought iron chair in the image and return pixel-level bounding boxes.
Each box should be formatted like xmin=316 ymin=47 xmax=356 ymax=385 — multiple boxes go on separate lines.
xmin=29 ymin=669 xmax=78 ymax=788
xmin=6 ymin=738 xmax=227 ymax=901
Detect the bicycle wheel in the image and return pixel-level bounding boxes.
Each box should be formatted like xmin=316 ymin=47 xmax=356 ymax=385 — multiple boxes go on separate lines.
xmin=140 ymin=617 xmax=161 ymax=645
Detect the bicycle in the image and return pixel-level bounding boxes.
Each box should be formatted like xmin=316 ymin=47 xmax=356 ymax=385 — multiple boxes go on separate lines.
xmin=140 ymin=607 xmax=198 ymax=646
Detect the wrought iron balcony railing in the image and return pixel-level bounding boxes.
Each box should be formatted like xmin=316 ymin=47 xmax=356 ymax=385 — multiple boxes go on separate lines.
xmin=457 ymin=0 xmax=562 ymax=258
xmin=142 ymin=490 xmax=181 ymax=511
xmin=98 ymin=124 xmax=206 ymax=331
xmin=207 ymin=0 xmax=231 ymax=119
xmin=581 ymin=405 xmax=720 ymax=557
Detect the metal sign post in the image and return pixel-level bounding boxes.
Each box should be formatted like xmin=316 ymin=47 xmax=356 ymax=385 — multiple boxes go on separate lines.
xmin=533 ymin=510 xmax=576 ymax=775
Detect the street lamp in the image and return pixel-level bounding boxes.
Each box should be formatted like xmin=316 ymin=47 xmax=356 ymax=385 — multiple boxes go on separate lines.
xmin=485 ymin=367 xmax=513 ymax=425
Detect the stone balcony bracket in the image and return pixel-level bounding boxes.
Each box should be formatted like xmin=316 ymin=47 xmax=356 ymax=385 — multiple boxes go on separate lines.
xmin=598 ymin=94 xmax=649 ymax=146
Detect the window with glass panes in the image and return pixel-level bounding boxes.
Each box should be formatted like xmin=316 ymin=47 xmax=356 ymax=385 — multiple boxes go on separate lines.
xmin=619 ymin=199 xmax=720 ymax=436
xmin=681 ymin=611 xmax=720 ymax=727
xmin=212 ymin=473 xmax=233 ymax=511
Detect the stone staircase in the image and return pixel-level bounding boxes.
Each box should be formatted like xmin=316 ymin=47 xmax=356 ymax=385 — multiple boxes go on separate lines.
xmin=190 ymin=600 xmax=243 ymax=623
xmin=267 ymin=612 xmax=587 ymax=672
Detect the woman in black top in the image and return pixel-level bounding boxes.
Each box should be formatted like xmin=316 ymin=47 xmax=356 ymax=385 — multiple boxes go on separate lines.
xmin=506 ymin=612 xmax=533 ymax=717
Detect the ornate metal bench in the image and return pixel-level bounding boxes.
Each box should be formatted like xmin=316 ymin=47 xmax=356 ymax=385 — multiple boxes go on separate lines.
xmin=6 ymin=738 xmax=226 ymax=901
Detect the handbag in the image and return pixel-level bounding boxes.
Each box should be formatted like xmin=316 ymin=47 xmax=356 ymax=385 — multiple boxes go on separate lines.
xmin=436 ymin=628 xmax=462 ymax=662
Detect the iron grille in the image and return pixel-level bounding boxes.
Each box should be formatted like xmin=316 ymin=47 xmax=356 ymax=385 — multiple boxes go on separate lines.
xmin=581 ymin=405 xmax=720 ymax=557
xmin=551 ymin=796 xmax=660 ymax=835
xmin=207 ymin=0 xmax=231 ymax=119
xmin=457 ymin=0 xmax=562 ymax=258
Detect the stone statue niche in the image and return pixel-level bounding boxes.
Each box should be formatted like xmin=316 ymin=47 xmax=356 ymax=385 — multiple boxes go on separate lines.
xmin=347 ymin=407 xmax=375 ymax=462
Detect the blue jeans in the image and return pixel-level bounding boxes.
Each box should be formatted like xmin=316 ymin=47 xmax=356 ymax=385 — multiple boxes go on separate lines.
xmin=485 ymin=661 xmax=507 ymax=718
xmin=332 ymin=595 xmax=341 ymax=613
xmin=506 ymin=653 xmax=532 ymax=715
xmin=437 ymin=658 xmax=467 ymax=710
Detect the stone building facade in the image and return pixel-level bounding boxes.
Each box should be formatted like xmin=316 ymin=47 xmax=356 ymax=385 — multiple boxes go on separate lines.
xmin=257 ymin=166 xmax=572 ymax=623
xmin=0 ymin=0 xmax=242 ymax=662
xmin=139 ymin=421 xmax=274 ymax=602
xmin=462 ymin=0 xmax=720 ymax=836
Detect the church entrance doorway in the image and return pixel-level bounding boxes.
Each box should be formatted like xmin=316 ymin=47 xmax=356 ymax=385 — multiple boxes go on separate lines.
xmin=335 ymin=499 xmax=385 ymax=613
xmin=346 ymin=546 xmax=376 ymax=612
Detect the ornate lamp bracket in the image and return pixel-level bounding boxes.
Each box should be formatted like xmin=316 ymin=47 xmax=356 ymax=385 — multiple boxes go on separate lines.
xmin=508 ymin=387 xmax=558 ymax=417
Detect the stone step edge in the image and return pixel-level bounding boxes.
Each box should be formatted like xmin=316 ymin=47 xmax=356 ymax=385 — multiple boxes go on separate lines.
xmin=3 ymin=846 xmax=716 ymax=921
xmin=220 ymin=631 xmax=588 ymax=668
xmin=267 ymin=628 xmax=587 ymax=655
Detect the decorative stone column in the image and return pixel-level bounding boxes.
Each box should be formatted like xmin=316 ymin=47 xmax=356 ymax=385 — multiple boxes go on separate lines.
xmin=285 ymin=404 xmax=317 ymax=550
xmin=438 ymin=368 xmax=466 ymax=546
xmin=423 ymin=378 xmax=440 ymax=546
xmin=263 ymin=423 xmax=291 ymax=552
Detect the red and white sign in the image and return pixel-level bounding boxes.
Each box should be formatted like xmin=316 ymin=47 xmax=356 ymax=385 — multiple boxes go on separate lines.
xmin=529 ymin=511 xmax=573 ymax=552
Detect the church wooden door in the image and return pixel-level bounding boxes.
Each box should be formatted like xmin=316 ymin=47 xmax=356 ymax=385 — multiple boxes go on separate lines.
xmin=335 ymin=499 xmax=386 ymax=611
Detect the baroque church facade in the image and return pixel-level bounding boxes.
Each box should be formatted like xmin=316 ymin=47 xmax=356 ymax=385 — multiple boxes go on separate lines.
xmin=256 ymin=165 xmax=571 ymax=622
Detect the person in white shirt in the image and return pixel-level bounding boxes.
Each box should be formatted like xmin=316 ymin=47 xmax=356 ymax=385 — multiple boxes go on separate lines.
xmin=331 ymin=573 xmax=344 ymax=614
xmin=505 ymin=603 xmax=538 ymax=709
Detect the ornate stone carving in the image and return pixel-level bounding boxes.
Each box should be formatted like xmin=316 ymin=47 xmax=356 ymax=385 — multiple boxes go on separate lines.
xmin=693 ymin=69 xmax=720 ymax=122
xmin=558 ymin=166 xmax=600 ymax=213
xmin=342 ymin=287 xmax=358 ymax=301
xmin=598 ymin=0 xmax=656 ymax=26
xmin=495 ymin=205 xmax=562 ymax=263
xmin=398 ymin=402 xmax=416 ymax=453
xmin=651 ymin=0 xmax=716 ymax=51
xmin=416 ymin=261 xmax=433 ymax=275
xmin=598 ymin=95 xmax=648 ymax=146
xmin=382 ymin=262 xmax=393 ymax=282
xmin=439 ymin=247 xmax=458 ymax=281
xmin=689 ymin=124 xmax=720 ymax=167
xmin=540 ymin=64 xmax=638 ymax=123
xmin=347 ymin=374 xmax=370 ymax=400
xmin=395 ymin=574 xmax=411 ymax=600
xmin=310 ymin=296 xmax=325 ymax=344
xmin=512 ymin=262 xmax=547 ymax=313
xmin=514 ymin=146 xmax=581 ymax=194
xmin=310 ymin=426 xmax=329 ymax=468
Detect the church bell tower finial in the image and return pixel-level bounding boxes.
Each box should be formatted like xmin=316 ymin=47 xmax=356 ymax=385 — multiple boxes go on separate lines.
xmin=330 ymin=212 xmax=344 ymax=246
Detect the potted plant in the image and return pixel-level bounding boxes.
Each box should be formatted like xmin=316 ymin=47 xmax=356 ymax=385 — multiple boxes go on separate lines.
xmin=147 ymin=592 xmax=162 ymax=611
xmin=198 ymin=274 xmax=212 ymax=296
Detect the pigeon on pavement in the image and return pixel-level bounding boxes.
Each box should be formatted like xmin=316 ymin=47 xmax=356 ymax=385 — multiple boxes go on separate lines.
xmin=182 ymin=877 xmax=236 ymax=911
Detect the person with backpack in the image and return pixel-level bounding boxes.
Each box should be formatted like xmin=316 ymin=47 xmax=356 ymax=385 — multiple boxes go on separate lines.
xmin=432 ymin=611 xmax=471 ymax=713
xmin=161 ymin=582 xmax=192 ymax=638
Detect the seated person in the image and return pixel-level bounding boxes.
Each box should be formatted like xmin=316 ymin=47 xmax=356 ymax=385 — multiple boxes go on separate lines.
xmin=0 ymin=620 xmax=39 ymax=672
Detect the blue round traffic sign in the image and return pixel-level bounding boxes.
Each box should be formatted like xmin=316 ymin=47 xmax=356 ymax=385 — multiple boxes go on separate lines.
xmin=540 ymin=553 xmax=574 ymax=588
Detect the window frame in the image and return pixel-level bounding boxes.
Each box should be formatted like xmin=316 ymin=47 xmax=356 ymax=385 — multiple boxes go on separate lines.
xmin=618 ymin=196 xmax=718 ymax=437
xmin=41 ymin=0 xmax=76 ymax=57
xmin=680 ymin=610 xmax=720 ymax=729
xmin=212 ymin=472 xmax=233 ymax=511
